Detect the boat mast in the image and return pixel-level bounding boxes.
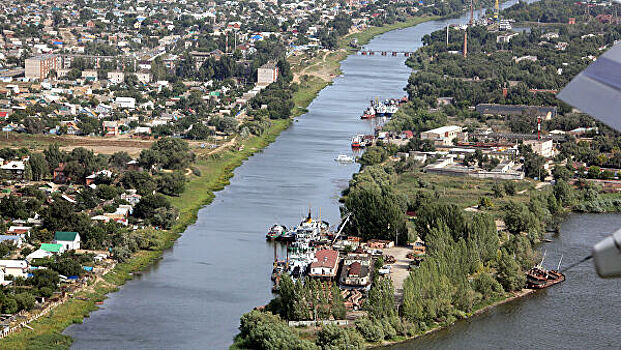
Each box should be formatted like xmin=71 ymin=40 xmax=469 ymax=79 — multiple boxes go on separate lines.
xmin=540 ymin=250 xmax=546 ymax=267
xmin=557 ymin=254 xmax=563 ymax=271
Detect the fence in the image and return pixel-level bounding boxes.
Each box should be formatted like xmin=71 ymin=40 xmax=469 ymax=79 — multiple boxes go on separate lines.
xmin=0 ymin=297 xmax=68 ymax=339
xmin=288 ymin=320 xmax=349 ymax=327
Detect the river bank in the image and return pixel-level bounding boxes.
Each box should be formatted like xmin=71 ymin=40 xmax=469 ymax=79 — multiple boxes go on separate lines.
xmin=372 ymin=289 xmax=536 ymax=348
xmin=1 ymin=15 xmax=442 ymax=350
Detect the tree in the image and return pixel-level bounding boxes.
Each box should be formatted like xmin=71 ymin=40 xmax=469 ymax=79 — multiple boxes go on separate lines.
xmin=44 ymin=144 xmax=66 ymax=171
xmin=234 ymin=310 xmax=318 ymax=350
xmin=503 ymin=201 xmax=540 ymax=235
xmin=134 ymin=194 xmax=171 ymax=219
xmin=467 ymin=213 xmax=499 ymax=263
xmin=316 ymin=325 xmax=364 ymax=350
xmin=553 ymin=179 xmax=572 ymax=207
xmin=496 ymin=248 xmax=526 ymax=291
xmin=491 ymin=182 xmax=505 ymax=198
xmin=50 ymin=254 xmax=82 ymax=277
xmin=151 ymin=207 xmax=179 ymax=229
xmin=522 ymin=150 xmax=547 ymax=179
xmin=76 ymin=187 xmax=99 ymax=210
xmin=472 ymin=272 xmax=504 ymax=300
xmin=552 ymin=165 xmax=572 ymax=181
xmin=121 ymin=171 xmax=157 ymax=196
xmin=109 ymin=152 xmax=132 ymax=169
xmin=42 ymin=200 xmax=90 ymax=232
xmin=28 ymin=153 xmax=48 ymax=181
xmin=111 ymin=246 xmax=131 ymax=262
xmin=366 ymin=277 xmax=396 ymax=319
xmin=24 ymin=117 xmax=45 ymax=134
xmin=503 ymin=181 xmax=517 ymax=196
xmin=158 ymin=171 xmax=186 ymax=196
xmin=186 ymin=122 xmax=214 ymax=140
xmin=2 ymin=298 xmax=18 ymax=314
xmin=587 ymin=166 xmax=601 ymax=179
xmin=355 ymin=318 xmax=384 ymax=342
xmin=358 ymin=146 xmax=388 ymax=167
xmin=149 ymin=138 xmax=194 ymax=170
xmin=96 ymin=184 xmax=120 ymax=200
xmin=29 ymin=269 xmax=60 ymax=290
xmin=77 ymin=116 xmax=102 ymax=136
xmin=344 ymin=179 xmax=407 ymax=242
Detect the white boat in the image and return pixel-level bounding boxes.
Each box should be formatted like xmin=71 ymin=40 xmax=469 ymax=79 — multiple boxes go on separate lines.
xmin=335 ymin=154 xmax=354 ymax=163
xmin=385 ymin=104 xmax=399 ymax=116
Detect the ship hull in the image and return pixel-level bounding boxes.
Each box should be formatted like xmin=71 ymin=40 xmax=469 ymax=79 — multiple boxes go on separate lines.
xmin=526 ymin=270 xmax=565 ymax=289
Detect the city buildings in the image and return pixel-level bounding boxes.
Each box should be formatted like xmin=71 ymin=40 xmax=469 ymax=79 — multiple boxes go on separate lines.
xmin=25 ymin=54 xmax=62 ymax=80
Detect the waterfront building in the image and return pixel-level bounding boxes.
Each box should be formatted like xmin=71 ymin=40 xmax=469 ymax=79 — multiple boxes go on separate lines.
xmin=309 ymin=249 xmax=339 ymax=278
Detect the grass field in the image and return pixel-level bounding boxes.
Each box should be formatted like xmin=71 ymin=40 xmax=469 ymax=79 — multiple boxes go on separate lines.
xmin=394 ymin=171 xmax=535 ymax=217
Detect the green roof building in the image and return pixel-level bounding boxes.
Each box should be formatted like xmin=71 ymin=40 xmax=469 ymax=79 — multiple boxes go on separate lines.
xmin=53 ymin=231 xmax=81 ymax=250
xmin=40 ymin=243 xmax=64 ymax=253
xmin=54 ymin=232 xmax=78 ymax=241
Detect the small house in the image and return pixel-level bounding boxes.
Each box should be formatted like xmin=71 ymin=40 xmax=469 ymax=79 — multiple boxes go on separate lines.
xmin=103 ymin=121 xmax=119 ymax=137
xmin=53 ymin=232 xmax=80 ymax=250
xmin=309 ymin=249 xmax=339 ymax=278
xmin=0 ymin=235 xmax=23 ymax=248
xmin=0 ymin=260 xmax=29 ymax=278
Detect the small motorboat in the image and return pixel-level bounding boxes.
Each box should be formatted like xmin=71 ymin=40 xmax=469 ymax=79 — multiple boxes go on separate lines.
xmin=335 ymin=154 xmax=354 ymax=163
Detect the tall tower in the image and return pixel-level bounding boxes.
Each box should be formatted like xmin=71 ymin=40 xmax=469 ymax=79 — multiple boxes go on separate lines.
xmin=494 ymin=0 xmax=500 ymax=24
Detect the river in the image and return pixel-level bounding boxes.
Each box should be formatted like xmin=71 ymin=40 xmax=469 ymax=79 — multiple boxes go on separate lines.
xmin=64 ymin=2 xmax=619 ymax=349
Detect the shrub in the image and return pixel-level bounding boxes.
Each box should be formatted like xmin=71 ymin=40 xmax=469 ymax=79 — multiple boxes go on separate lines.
xmin=355 ymin=318 xmax=384 ymax=342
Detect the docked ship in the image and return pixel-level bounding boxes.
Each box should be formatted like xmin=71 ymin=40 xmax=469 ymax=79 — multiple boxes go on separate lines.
xmin=526 ymin=255 xmax=565 ymax=289
xmin=360 ymin=106 xmax=376 ymax=119
xmin=270 ymin=210 xmax=332 ymax=281
xmin=351 ymin=134 xmax=366 ymax=148
xmin=385 ymin=101 xmax=399 ymax=117
xmin=375 ymin=102 xmax=387 ymax=117
xmin=360 ymin=99 xmax=402 ymax=119
xmin=266 ymin=224 xmax=287 ymax=240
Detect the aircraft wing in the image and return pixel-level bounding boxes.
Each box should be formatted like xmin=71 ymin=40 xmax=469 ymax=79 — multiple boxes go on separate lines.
xmin=558 ymin=43 xmax=621 ymax=132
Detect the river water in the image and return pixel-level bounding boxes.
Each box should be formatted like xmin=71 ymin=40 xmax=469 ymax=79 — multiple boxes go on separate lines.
xmin=64 ymin=2 xmax=620 ymax=349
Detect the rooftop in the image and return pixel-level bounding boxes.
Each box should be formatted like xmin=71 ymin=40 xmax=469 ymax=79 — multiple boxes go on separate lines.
xmin=54 ymin=231 xmax=78 ymax=241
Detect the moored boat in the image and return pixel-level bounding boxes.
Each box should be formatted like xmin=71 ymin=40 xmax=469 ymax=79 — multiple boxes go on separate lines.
xmin=360 ymin=106 xmax=376 ymax=119
xmin=526 ymin=254 xmax=565 ymax=289
xmin=351 ymin=135 xmax=365 ymax=148
xmin=335 ymin=154 xmax=354 ymax=163
xmin=266 ymin=224 xmax=286 ymax=240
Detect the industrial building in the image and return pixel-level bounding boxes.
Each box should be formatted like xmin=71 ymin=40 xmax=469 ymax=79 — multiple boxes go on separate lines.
xmin=420 ymin=125 xmax=466 ymax=146
xmin=476 ymin=103 xmax=557 ymax=118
